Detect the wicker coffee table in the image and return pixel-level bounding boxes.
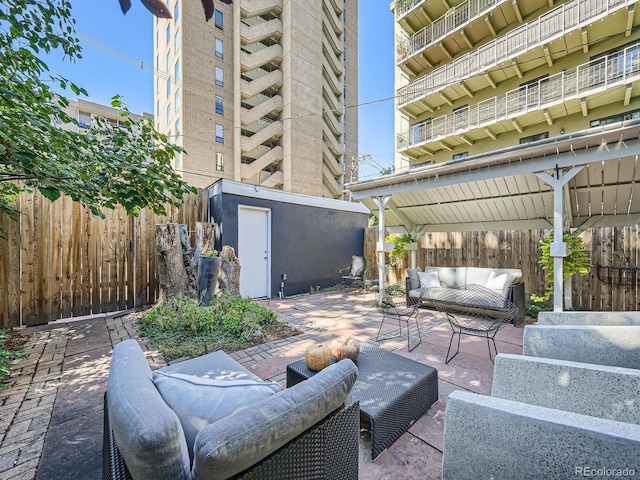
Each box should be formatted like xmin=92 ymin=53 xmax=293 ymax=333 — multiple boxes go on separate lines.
xmin=287 ymin=343 xmax=438 ymax=460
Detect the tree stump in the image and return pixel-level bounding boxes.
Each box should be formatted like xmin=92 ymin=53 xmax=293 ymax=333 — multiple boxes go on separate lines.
xmin=155 ymin=223 xmax=188 ymax=303
xmin=219 ymin=245 xmax=241 ymax=297
xmin=191 ymin=222 xmax=216 ymax=270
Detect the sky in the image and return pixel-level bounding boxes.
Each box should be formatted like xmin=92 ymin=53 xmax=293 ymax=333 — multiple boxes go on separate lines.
xmin=44 ymin=0 xmax=396 ymax=179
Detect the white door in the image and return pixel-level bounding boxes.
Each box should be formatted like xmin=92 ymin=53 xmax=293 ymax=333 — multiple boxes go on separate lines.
xmin=238 ymin=206 xmax=271 ymax=298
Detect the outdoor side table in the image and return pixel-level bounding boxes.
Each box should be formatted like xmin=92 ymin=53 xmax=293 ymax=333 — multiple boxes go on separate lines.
xmin=287 ymin=343 xmax=438 ymax=460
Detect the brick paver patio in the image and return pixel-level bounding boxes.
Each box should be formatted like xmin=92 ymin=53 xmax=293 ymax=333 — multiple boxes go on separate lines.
xmin=0 ymin=289 xmax=526 ymax=479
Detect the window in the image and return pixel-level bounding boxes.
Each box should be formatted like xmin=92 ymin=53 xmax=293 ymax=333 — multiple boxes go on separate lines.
xmin=453 ymin=152 xmax=468 ymax=160
xmin=215 ymin=9 xmax=223 ymax=29
xmin=519 ymin=132 xmax=549 ymax=144
xmin=215 ymin=38 xmax=223 ymax=58
xmin=166 ymin=24 xmax=171 ymax=45
xmin=175 ymin=118 xmax=181 ymax=137
xmin=167 ymin=78 xmax=171 ymax=97
xmin=590 ymin=109 xmax=640 ymax=128
xmin=175 ymin=89 xmax=180 ymax=110
xmin=216 ymin=124 xmax=224 ymax=143
xmin=175 ymin=59 xmax=180 ymax=80
xmin=216 ymin=153 xmax=224 ymax=171
xmin=452 ymin=105 xmax=469 ymax=129
xmin=156 ymin=30 xmax=159 ymax=48
xmin=215 ymin=67 xmax=224 ymax=86
xmin=215 ymin=96 xmax=224 ymax=115
xmin=174 ymin=30 xmax=180 ymax=51
xmin=167 ymin=104 xmax=171 ymax=123
xmin=166 ymin=52 xmax=171 ymax=71
xmin=156 ymin=76 xmax=160 ymax=93
xmin=78 ymin=111 xmax=92 ymax=129
xmin=175 ymin=152 xmax=182 ymax=170
xmin=174 ymin=1 xmax=179 ymax=20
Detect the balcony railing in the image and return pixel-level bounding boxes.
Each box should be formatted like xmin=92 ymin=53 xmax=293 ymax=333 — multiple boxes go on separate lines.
xmin=399 ymin=42 xmax=640 ymax=150
xmin=396 ymin=0 xmax=508 ymax=62
xmin=394 ymin=0 xmax=426 ymax=19
xmin=398 ymin=0 xmax=631 ymax=107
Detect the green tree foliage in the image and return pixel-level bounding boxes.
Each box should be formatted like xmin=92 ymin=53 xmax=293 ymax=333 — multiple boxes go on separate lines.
xmin=530 ymin=231 xmax=592 ymax=303
xmin=0 ymin=0 xmax=195 ymax=220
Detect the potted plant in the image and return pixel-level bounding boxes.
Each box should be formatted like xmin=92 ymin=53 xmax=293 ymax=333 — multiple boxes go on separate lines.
xmin=530 ymin=232 xmax=591 ymax=308
xmin=198 ymin=249 xmax=220 ymax=305
xmin=385 ymin=233 xmax=417 ymax=266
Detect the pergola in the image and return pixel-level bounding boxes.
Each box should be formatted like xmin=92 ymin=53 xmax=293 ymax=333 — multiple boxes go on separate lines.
xmin=346 ymin=122 xmax=640 ymax=311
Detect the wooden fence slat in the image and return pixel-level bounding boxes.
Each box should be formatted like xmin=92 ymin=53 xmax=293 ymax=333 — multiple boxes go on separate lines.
xmin=49 ymin=196 xmax=62 ymax=321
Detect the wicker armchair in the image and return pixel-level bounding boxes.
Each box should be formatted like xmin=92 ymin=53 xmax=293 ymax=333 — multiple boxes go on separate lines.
xmin=103 ymin=395 xmax=360 ymax=480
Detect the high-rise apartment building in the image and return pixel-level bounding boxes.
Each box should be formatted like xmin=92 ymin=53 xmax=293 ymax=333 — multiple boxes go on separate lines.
xmin=393 ymin=0 xmax=640 ymax=170
xmin=60 ymin=98 xmax=152 ymax=133
xmin=154 ymin=0 xmax=358 ymax=198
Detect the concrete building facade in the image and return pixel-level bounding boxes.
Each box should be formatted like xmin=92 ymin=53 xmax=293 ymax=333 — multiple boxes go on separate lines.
xmin=154 ymin=0 xmax=358 ymax=198
xmin=60 ymin=98 xmax=152 ymax=133
xmin=393 ymin=0 xmax=640 ymax=170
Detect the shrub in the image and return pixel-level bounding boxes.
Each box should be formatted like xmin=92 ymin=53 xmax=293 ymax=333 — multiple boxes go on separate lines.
xmin=0 ymin=330 xmax=27 ymax=387
xmin=139 ymin=294 xmax=285 ymax=361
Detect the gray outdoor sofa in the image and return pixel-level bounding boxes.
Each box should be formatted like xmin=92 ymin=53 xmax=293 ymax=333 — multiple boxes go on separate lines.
xmin=405 ymin=266 xmax=525 ymax=324
xmin=103 ymin=339 xmax=359 ymax=480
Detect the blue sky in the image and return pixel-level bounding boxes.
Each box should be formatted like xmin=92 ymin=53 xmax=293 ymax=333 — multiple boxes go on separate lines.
xmin=45 ymin=0 xmax=396 ymax=178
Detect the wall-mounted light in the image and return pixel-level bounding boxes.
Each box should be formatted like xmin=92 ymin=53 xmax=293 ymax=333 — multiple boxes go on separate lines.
xmin=560 ymin=128 xmax=565 ymax=135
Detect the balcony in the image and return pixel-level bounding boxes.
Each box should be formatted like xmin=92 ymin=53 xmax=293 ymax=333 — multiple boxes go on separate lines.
xmin=399 ymin=42 xmax=640 ymax=154
xmin=397 ymin=0 xmax=510 ymax=63
xmin=241 ymin=0 xmax=283 ymax=18
xmin=398 ymin=0 xmax=636 ymax=113
xmin=240 ymin=44 xmax=283 ymax=72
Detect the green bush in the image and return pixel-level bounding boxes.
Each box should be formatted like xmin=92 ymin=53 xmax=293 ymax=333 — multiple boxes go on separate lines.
xmin=0 ymin=330 xmax=26 ymax=387
xmin=139 ymin=294 xmax=282 ymax=361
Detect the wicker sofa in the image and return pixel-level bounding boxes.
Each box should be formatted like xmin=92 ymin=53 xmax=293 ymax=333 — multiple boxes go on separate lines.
xmin=406 ymin=266 xmax=525 ymax=324
xmin=103 ymin=339 xmax=359 ymax=480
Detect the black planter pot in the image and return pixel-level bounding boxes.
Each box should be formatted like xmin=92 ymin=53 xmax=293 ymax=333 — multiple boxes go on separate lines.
xmin=198 ymin=256 xmax=221 ymax=306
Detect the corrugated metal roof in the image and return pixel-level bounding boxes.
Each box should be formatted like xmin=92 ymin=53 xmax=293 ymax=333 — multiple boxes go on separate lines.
xmin=348 ymin=123 xmax=640 ymax=233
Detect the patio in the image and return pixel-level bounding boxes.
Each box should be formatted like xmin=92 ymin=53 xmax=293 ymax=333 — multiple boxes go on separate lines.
xmin=0 ymin=289 xmax=526 ymax=480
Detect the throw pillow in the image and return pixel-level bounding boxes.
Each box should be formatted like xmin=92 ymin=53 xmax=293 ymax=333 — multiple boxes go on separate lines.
xmin=486 ymin=272 xmax=508 ymax=290
xmin=418 ymin=270 xmax=441 ymax=288
xmin=153 ymin=371 xmax=280 ymax=461
xmin=407 ymin=268 xmax=422 ymax=290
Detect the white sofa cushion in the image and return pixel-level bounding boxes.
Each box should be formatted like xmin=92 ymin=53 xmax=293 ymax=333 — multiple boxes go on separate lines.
xmin=153 ymin=371 xmax=280 ymax=460
xmin=418 ymin=270 xmax=441 ymax=288
xmin=486 ymin=272 xmax=508 ymax=290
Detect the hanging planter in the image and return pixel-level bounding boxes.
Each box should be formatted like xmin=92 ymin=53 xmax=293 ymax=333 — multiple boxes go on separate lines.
xmin=385 ymin=233 xmax=417 ymax=266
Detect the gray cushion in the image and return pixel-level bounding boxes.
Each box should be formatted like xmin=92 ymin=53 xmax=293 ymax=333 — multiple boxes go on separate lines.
xmin=159 ymin=349 xmax=263 ymax=382
xmin=407 ymin=267 xmax=422 ymax=290
xmin=107 ymin=339 xmax=191 ymax=480
xmin=153 ymin=371 xmax=280 ymax=461
xmin=192 ymin=359 xmax=358 ymax=480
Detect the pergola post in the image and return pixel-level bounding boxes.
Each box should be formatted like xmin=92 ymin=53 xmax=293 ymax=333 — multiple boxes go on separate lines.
xmin=536 ymin=166 xmax=583 ymax=311
xmin=374 ymin=196 xmax=391 ymax=297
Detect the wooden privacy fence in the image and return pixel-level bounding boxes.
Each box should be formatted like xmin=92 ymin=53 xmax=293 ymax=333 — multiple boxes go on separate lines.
xmin=0 ymin=189 xmax=208 ymax=328
xmin=365 ymin=225 xmax=640 ymax=312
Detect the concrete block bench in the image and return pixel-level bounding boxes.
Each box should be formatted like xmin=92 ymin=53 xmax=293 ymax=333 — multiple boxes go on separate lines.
xmin=442 ymin=390 xmax=640 ymax=480
xmin=442 ymin=353 xmax=640 ymax=479
xmin=538 ymin=311 xmax=640 ymax=326
xmin=523 ymin=324 xmax=640 ymax=369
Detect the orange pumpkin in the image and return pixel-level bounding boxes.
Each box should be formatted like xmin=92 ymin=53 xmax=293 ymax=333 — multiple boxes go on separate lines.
xmin=331 ymin=336 xmax=360 ymax=362
xmin=304 ymin=344 xmax=332 ymax=371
